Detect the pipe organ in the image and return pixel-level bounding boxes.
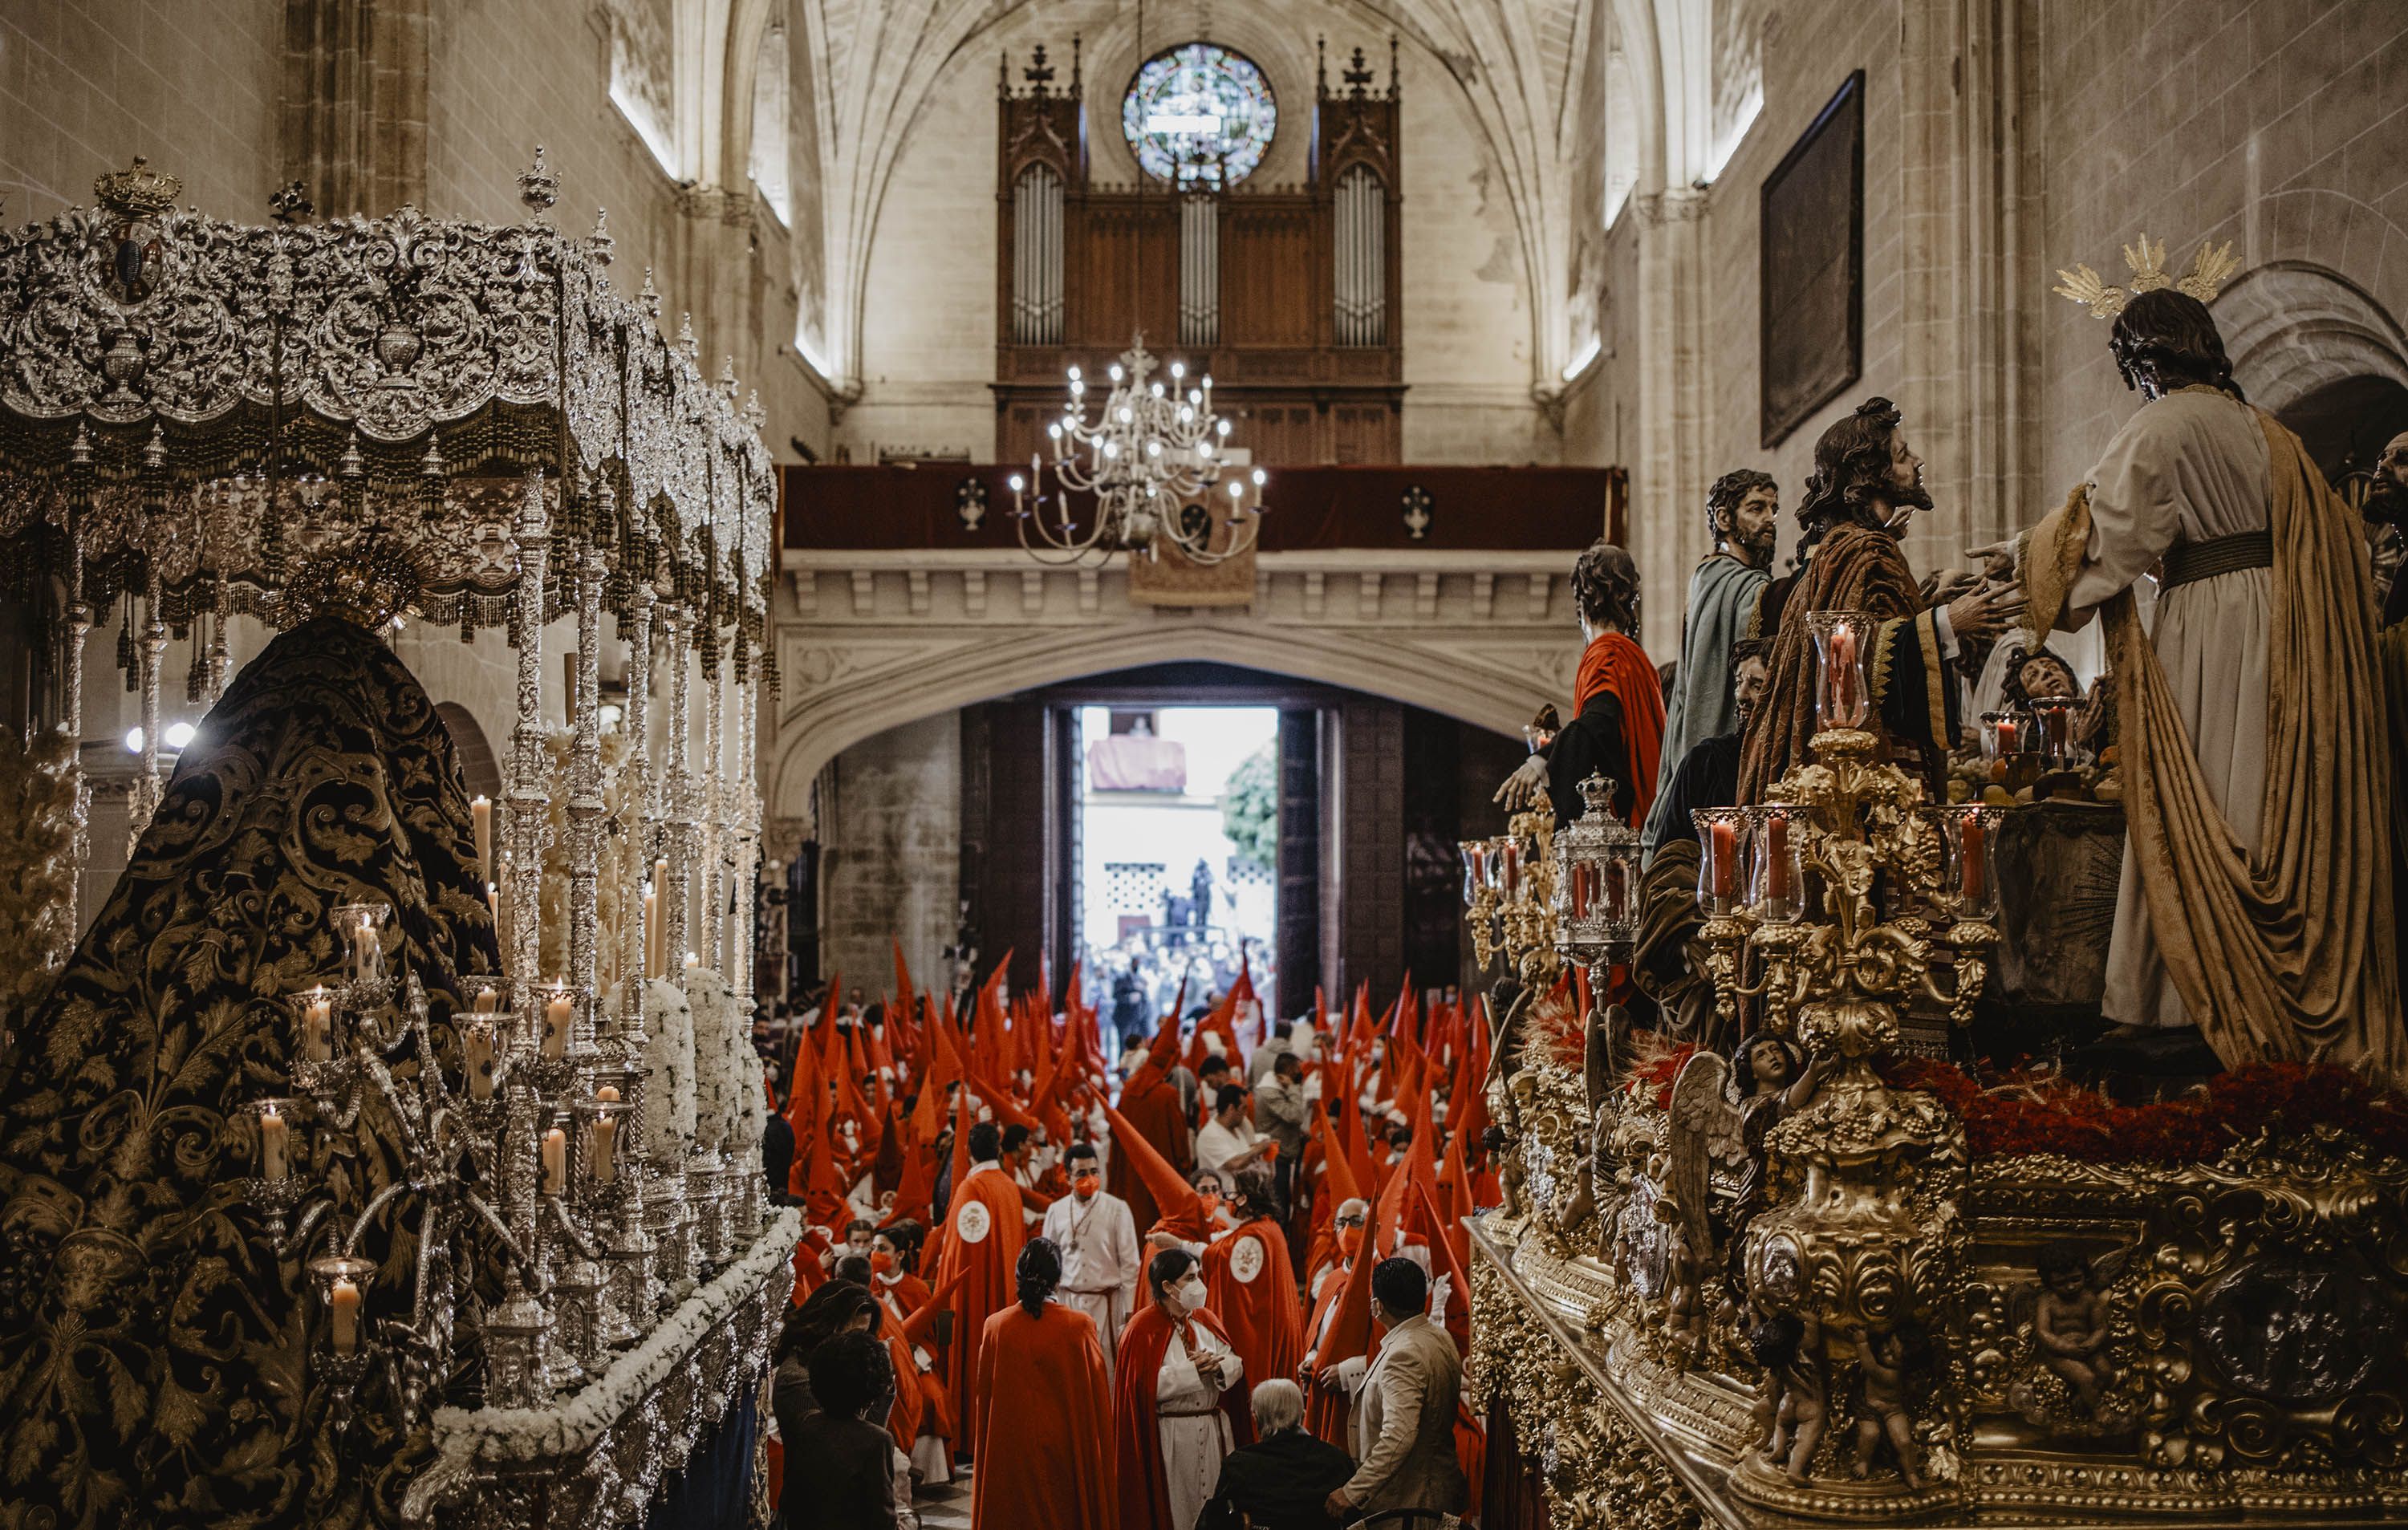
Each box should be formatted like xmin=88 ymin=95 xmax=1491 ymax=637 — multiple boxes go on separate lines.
xmin=995 ymin=41 xmax=1407 ymax=465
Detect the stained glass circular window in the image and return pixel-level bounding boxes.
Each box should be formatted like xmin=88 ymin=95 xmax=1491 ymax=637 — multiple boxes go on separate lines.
xmin=1122 ymin=43 xmax=1276 ymax=189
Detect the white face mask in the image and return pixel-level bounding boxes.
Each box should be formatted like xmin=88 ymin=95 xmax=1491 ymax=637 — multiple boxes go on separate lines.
xmin=1175 ymin=1278 xmax=1209 ymax=1314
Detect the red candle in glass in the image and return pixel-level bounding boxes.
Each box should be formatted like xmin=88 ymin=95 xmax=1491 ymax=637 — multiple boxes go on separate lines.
xmin=1997 ymin=718 xmax=2018 ymax=754
xmin=1709 ymin=821 xmax=1738 ymax=899
xmin=1500 ymin=841 xmax=1519 ymax=894
xmin=1959 ymin=815 xmax=1988 ymax=903
xmin=1828 ymin=625 xmax=1859 ymax=720
xmin=1765 ymin=813 xmax=1792 ymax=902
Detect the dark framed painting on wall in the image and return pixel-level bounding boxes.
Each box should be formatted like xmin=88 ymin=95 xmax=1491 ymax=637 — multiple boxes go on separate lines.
xmin=1760 ymin=69 xmax=1864 ymax=448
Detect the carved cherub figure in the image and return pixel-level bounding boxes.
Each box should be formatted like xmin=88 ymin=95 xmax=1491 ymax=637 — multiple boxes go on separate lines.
xmin=2032 ymin=1244 xmax=2115 ymax=1414
xmin=1849 ymin=1326 xmax=1924 ymax=1489
xmin=1748 ymin=1313 xmax=1826 ymax=1484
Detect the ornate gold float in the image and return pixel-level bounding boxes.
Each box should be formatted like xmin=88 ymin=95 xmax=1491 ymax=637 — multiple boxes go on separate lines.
xmin=1468 ymin=611 xmax=2408 ymax=1527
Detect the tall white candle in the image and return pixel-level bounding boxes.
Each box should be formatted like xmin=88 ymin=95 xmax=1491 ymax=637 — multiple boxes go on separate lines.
xmin=470 ymin=795 xmax=493 ymax=887
xmin=541 ymin=1126 xmax=567 ymax=1195
xmin=329 ymin=1276 xmax=360 ymax=1353
xmin=260 ymin=1102 xmax=289 ymax=1180
xmin=542 ymin=985 xmax=571 ymax=1060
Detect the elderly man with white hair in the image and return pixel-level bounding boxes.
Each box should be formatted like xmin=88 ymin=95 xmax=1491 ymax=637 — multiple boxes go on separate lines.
xmin=1200 ymin=1379 xmax=1357 ymax=1530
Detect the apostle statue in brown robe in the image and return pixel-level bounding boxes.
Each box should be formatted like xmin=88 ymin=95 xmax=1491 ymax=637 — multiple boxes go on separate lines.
xmin=1738 ymin=397 xmax=2021 ymax=805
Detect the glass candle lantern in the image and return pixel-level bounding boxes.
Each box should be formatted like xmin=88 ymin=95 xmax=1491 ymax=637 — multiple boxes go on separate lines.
xmin=1750 ymin=806 xmax=1806 ymax=924
xmin=463 ymin=1015 xmax=499 ymax=1101
xmin=294 ymin=984 xmax=337 ymax=1064
xmin=1808 ymin=611 xmax=1875 ymax=733
xmin=1692 ymin=807 xmax=1748 ymax=918
xmin=1980 ymin=710 xmax=2018 ymax=774
xmin=1553 ymin=774 xmax=1643 ymax=958
xmin=1939 ymin=804 xmax=2004 ymax=921
xmin=1494 ymin=834 xmax=1525 ymax=902
xmin=1458 ymin=840 xmax=1488 ymax=909
xmin=333 ymin=901 xmax=392 ymax=988
xmin=309 ymin=1254 xmax=376 ymax=1356
xmin=2028 ymin=696 xmax=2083 ymax=769
xmin=255 ymin=1098 xmax=298 ymax=1181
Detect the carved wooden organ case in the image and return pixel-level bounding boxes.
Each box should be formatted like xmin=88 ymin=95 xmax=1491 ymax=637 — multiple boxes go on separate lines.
xmin=993 ymin=41 xmax=1406 ymax=466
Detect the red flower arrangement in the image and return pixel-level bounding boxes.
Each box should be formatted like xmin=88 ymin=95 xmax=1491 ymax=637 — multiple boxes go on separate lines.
xmin=1880 ymin=1057 xmax=2408 ymax=1167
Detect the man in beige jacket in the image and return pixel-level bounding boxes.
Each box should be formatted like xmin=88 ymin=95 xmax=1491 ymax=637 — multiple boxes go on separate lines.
xmin=1326 ymin=1257 xmax=1469 ymax=1520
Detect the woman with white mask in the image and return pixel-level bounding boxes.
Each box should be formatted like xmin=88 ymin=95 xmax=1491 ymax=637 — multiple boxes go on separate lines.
xmin=1111 ymin=1248 xmax=1249 ymax=1530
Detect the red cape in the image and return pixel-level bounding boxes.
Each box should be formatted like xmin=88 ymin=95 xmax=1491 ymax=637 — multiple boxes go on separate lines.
xmin=973 ymin=1302 xmax=1118 ymax=1530
xmin=930 ymin=1164 xmax=1027 ymax=1457
xmin=1113 ymin=1305 xmax=1253 ymax=1530
xmin=1200 ymin=1215 xmax=1303 ymax=1409
xmin=1572 ymin=628 xmax=1667 ymax=826
xmin=1301 ymin=1258 xmax=1358 ymax=1447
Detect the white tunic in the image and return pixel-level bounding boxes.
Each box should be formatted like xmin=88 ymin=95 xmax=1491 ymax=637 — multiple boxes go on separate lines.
xmin=1041 ymin=1190 xmax=1141 ymax=1379
xmin=2057 ymin=388 xmax=2272 ymax=1026
xmin=1157 ymin=1324 xmax=1243 ymax=1530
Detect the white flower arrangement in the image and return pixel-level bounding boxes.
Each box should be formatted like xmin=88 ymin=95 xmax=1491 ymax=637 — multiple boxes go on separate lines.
xmin=428 ymin=1206 xmax=801 ymax=1464
xmin=685 ymin=965 xmax=745 ymax=1155
xmin=620 ymin=976 xmax=696 ymax=1161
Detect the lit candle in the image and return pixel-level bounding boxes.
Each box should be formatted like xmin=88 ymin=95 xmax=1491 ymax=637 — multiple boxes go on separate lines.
xmin=351 ymin=911 xmax=379 ymax=984
xmin=1960 ymin=815 xmax=1989 ymax=904
xmin=591 ymin=1102 xmax=619 ymax=1184
xmin=1500 ymin=841 xmax=1519 ymax=895
xmin=473 ymin=984 xmax=498 ymax=1014
xmin=542 ymin=984 xmax=571 ymax=1059
xmin=465 ymin=1020 xmax=496 ymax=1100
xmin=541 ymin=1126 xmax=567 ymax=1195
xmin=1765 ymin=813 xmax=1793 ymax=903
xmin=1709 ymin=821 xmax=1738 ymax=900
xmin=260 ymin=1102 xmax=289 ymax=1181
xmin=303 ymin=987 xmax=333 ymax=1062
xmin=683 ymin=950 xmax=700 ymax=974
xmin=1998 ymin=718 xmax=2020 ymax=754
xmin=329 ymin=1275 xmax=360 ymax=1353
xmin=470 ymin=795 xmax=493 ymax=887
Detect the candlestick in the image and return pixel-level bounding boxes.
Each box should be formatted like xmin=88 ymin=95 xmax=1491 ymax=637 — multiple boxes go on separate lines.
xmin=259 ymin=1101 xmax=289 ymax=1181
xmin=591 ymin=1105 xmax=619 ymax=1184
xmin=1959 ymin=814 xmax=1989 ymax=904
xmin=542 ymin=1126 xmax=567 ymax=1195
xmin=471 ymin=795 xmax=493 ymax=887
xmin=303 ymin=987 xmax=333 ymax=1062
xmin=642 ymin=883 xmax=659 ymax=980
xmin=465 ymin=1020 xmax=496 ymax=1100
xmin=542 ymin=984 xmax=571 ymax=1059
xmin=329 ymin=1276 xmax=360 ymax=1353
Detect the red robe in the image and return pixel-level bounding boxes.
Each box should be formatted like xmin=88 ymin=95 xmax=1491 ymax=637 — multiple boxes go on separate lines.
xmin=1300 ymin=1260 xmax=1358 ymax=1447
xmin=930 ymin=1164 xmax=1026 ymax=1458
xmin=1111 ymin=1077 xmax=1192 ymax=1233
xmin=1200 ymin=1215 xmax=1303 ymax=1409
xmin=973 ymin=1302 xmax=1118 ymax=1530
xmin=1113 ymin=1305 xmax=1254 ymax=1530
xmin=876 ymin=1276 xmax=954 ymax=1443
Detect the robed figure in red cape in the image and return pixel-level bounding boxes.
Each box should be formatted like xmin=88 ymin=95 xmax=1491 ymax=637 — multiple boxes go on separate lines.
xmin=1301 ymin=1200 xmax=1370 ymax=1447
xmin=1115 ymin=1249 xmax=1253 ymax=1530
xmin=1498 ymin=542 xmax=1667 ymax=832
xmin=1199 ymin=1163 xmax=1304 ymax=1410
xmin=973 ymin=1239 xmax=1117 ymax=1530
xmin=929 ymin=1118 xmax=1025 ymax=1459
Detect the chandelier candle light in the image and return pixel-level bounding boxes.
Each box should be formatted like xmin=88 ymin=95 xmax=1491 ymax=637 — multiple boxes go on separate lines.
xmin=1009 ymin=335 xmax=1268 ymax=564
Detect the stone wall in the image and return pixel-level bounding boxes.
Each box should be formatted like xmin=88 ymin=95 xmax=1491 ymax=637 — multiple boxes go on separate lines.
xmin=1562 ymin=0 xmax=2408 ymax=653
xmin=816 ymin=710 xmax=963 ymax=1001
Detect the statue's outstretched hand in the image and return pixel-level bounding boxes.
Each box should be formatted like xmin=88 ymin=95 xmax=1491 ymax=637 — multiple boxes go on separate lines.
xmin=1495 ymin=754 xmax=1549 ymax=810
xmin=1966 ymin=539 xmax=2018 ymax=582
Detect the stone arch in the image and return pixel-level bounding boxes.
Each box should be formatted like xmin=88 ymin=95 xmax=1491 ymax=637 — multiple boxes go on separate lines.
xmin=766 ymin=618 xmax=1556 ymax=830
xmin=434 ymin=701 xmax=503 ymax=800
xmin=2215 ymin=260 xmax=2408 ymax=416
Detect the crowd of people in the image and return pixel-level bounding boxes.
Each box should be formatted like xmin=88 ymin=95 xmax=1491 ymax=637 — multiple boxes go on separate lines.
xmin=762 ymin=956 xmax=1498 ymax=1529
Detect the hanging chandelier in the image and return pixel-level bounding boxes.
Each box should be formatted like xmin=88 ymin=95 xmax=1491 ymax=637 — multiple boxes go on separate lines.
xmin=1007 ymin=333 xmax=1267 ymax=565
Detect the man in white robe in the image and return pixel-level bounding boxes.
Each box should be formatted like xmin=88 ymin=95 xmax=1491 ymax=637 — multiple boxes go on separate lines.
xmin=1646 ymin=469 xmax=1778 ymax=850
xmin=1042 ymin=1142 xmax=1140 ymax=1378
xmin=1994 ymin=278 xmax=2398 ymax=1069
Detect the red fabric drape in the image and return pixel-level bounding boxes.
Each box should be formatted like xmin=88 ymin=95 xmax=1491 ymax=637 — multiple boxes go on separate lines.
xmin=1571 ymin=630 xmax=1667 ymax=826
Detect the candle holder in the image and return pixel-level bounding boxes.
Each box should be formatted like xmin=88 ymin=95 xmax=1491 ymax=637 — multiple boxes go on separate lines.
xmin=1748 ymin=805 xmax=1806 ymax=926
xmin=2026 ymin=696 xmax=2085 ymax=770
xmin=242 ymin=1097 xmax=315 ymax=1241
xmin=1807 ymin=610 xmax=1874 ymax=733
xmin=1692 ymin=808 xmax=1748 ymax=919
xmin=333 ymin=900 xmax=392 ymax=991
xmin=1938 ymin=803 xmax=2004 ymax=923
xmin=1460 ymin=839 xmax=1491 ymax=909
